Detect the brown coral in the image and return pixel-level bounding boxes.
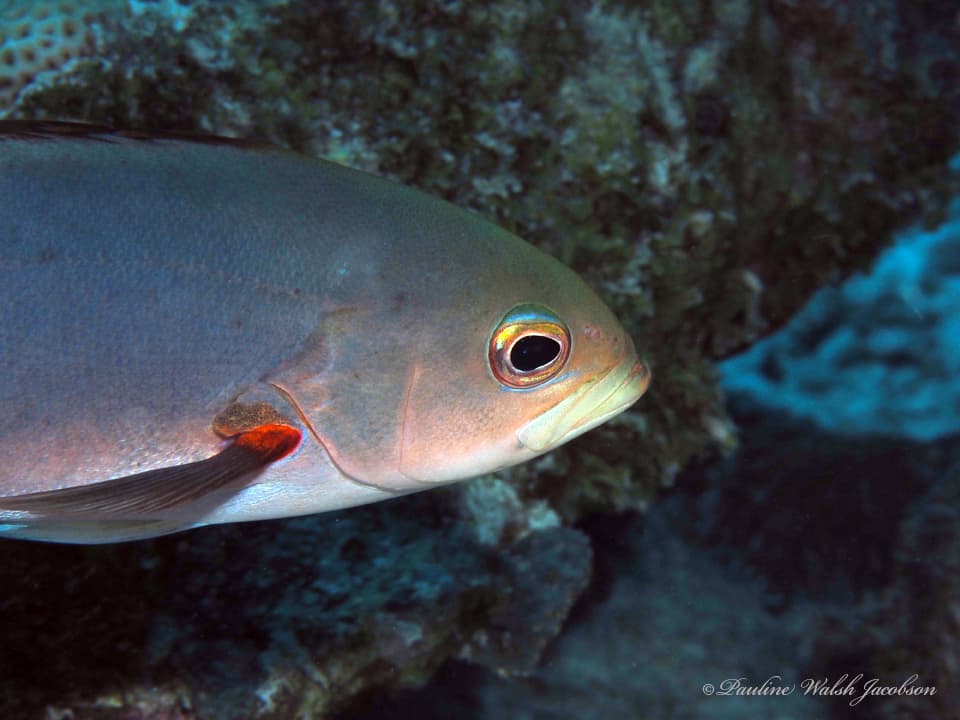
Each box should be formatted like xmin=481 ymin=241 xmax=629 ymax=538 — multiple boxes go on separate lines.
xmin=0 ymin=0 xmax=113 ymax=107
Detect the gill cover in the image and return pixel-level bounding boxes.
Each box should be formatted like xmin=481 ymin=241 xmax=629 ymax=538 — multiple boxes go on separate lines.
xmin=267 ymin=301 xmax=586 ymax=491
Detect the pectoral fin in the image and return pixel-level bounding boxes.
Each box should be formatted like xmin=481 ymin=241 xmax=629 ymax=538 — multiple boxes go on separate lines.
xmin=0 ymin=518 xmax=189 ymax=544
xmin=0 ymin=424 xmax=301 ymax=518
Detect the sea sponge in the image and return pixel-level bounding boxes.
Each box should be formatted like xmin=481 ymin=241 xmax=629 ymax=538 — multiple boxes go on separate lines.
xmin=0 ymin=0 xmax=110 ymax=107
xmin=721 ymin=197 xmax=960 ymax=441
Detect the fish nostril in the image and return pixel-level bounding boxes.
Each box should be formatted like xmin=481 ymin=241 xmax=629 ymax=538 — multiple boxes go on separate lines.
xmin=583 ymin=325 xmax=602 ymax=341
xmin=632 ymin=361 xmax=650 ymax=382
xmin=632 ymin=361 xmax=652 ymax=393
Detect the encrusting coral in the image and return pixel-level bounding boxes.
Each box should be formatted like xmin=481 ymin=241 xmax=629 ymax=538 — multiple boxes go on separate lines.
xmin=722 ymin=197 xmax=960 ymax=441
xmin=2 ymin=0 xmax=960 ymax=716
xmin=0 ymin=0 xmax=114 ymax=105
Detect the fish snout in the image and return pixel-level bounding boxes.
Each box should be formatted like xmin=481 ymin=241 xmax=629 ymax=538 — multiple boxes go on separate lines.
xmin=517 ymin=348 xmax=650 ymax=453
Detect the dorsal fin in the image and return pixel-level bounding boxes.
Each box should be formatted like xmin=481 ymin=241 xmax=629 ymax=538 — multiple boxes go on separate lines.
xmin=0 ymin=120 xmax=272 ymax=150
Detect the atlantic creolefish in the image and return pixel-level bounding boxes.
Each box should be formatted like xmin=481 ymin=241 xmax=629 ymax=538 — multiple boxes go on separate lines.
xmin=0 ymin=122 xmax=650 ymax=543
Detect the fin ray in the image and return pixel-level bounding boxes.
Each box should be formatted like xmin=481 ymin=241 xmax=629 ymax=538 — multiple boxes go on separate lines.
xmin=0 ymin=424 xmax=301 ymax=519
xmin=0 ymin=120 xmax=269 ymax=149
xmin=0 ymin=518 xmax=187 ymax=544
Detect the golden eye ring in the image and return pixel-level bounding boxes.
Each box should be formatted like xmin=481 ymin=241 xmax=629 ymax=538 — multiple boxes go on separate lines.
xmin=489 ymin=304 xmax=571 ymax=389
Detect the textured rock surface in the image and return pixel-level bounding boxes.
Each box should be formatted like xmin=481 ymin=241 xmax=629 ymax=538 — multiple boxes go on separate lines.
xmin=0 ymin=493 xmax=591 ymax=718
xmin=0 ymin=0 xmax=114 ymax=106
xmin=352 ymin=405 xmax=957 ymax=720
xmin=3 ymin=0 xmax=960 ymax=716
xmin=446 ymin=505 xmax=825 ymax=720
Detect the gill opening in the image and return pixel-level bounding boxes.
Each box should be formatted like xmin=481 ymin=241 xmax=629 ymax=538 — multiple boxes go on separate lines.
xmin=269 ymin=382 xmax=323 ymax=446
xmin=268 ymin=381 xmax=406 ymax=494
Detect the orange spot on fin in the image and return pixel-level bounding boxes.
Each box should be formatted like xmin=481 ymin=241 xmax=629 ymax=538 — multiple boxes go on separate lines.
xmin=233 ymin=424 xmax=302 ymax=463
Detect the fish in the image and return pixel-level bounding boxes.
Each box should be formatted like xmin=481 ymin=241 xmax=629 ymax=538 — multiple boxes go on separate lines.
xmin=0 ymin=121 xmax=650 ymax=543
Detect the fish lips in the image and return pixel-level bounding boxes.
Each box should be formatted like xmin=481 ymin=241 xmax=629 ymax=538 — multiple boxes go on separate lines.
xmin=517 ymin=355 xmax=651 ymax=453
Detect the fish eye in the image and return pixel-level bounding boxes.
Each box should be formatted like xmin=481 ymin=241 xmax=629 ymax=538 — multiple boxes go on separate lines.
xmin=489 ymin=304 xmax=571 ymax=389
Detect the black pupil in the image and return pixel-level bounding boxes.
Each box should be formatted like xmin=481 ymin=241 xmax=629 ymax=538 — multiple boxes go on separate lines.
xmin=510 ymin=335 xmax=561 ymax=372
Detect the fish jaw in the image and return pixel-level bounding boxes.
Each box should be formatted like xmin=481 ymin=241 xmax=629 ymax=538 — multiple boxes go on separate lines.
xmin=517 ymin=355 xmax=650 ymax=453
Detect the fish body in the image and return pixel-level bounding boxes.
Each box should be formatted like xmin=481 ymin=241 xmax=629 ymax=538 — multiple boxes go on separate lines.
xmin=0 ymin=123 xmax=649 ymax=543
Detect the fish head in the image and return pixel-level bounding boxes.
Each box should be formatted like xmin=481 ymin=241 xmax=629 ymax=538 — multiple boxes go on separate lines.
xmin=393 ymin=268 xmax=651 ymax=484
xmin=271 ymin=233 xmax=650 ymax=492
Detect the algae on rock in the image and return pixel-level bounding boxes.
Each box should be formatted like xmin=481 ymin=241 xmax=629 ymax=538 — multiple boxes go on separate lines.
xmin=2 ymin=0 xmax=960 ymax=715
xmin=0 ymin=495 xmax=592 ymax=719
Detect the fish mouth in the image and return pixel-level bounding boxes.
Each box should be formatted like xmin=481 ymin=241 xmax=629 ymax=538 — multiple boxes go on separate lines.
xmin=517 ymin=355 xmax=651 ymax=453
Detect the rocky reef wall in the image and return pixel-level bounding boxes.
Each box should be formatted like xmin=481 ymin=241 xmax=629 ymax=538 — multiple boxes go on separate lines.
xmin=2 ymin=0 xmax=959 ymax=716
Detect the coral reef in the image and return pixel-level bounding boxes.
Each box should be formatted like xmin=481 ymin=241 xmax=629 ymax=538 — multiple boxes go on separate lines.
xmin=343 ymin=502 xmax=827 ymax=720
xmin=3 ymin=0 xmax=960 ymax=715
xmin=350 ymin=406 xmax=960 ymax=719
xmin=0 ymin=0 xmax=116 ymax=106
xmin=469 ymin=504 xmax=825 ymax=720
xmin=0 ymin=493 xmax=591 ymax=718
xmin=673 ymin=198 xmax=960 ymax=717
xmin=722 ymin=197 xmax=960 ymax=441
xmin=710 ymin=175 xmax=960 ymax=600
